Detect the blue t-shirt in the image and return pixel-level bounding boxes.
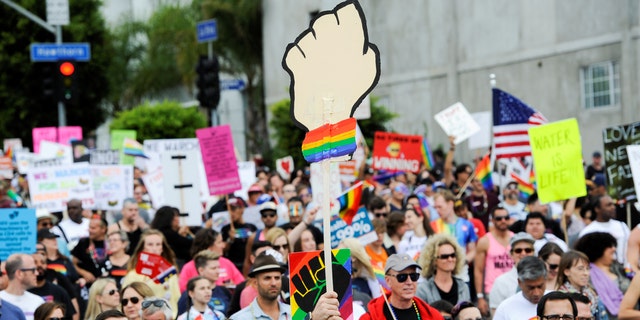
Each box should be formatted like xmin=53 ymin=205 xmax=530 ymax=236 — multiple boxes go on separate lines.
xmin=0 ymin=299 xmax=26 ymax=320
xmin=177 ymin=285 xmax=231 ymax=316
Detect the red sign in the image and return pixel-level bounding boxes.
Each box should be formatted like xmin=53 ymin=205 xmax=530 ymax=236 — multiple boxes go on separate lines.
xmin=371 ymin=131 xmax=423 ymax=173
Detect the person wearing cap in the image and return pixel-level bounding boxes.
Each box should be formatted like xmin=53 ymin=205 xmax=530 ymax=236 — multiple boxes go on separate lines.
xmin=388 ymin=181 xmax=408 ymax=212
xmin=36 ymin=209 xmax=71 ymax=258
xmin=243 ymin=201 xmax=280 ymax=276
xmin=247 ymin=184 xmax=265 ymax=207
xmin=361 ymin=253 xmax=444 ymax=320
xmin=488 ymin=232 xmax=536 ymax=315
xmin=500 ymin=181 xmax=527 ymax=221
xmin=579 ymin=194 xmax=629 ymax=265
xmin=0 ymin=253 xmax=45 ymax=320
xmin=221 ymin=197 xmax=257 ymax=272
xmin=586 ymin=151 xmax=604 ymax=181
xmin=493 ymin=256 xmax=549 ymax=320
xmin=229 ymin=254 xmax=291 ymax=320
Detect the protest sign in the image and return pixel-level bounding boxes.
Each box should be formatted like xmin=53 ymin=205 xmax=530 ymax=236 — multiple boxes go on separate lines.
xmin=603 ymin=121 xmax=640 ymax=200
xmin=39 ymin=140 xmax=73 ymax=165
xmin=529 ymin=118 xmax=586 ymax=203
xmin=28 ymin=162 xmax=95 ymax=211
xmin=233 ymin=161 xmax=257 ymax=201
xmin=58 ymin=126 xmax=83 ymax=145
xmin=627 ymin=145 xmax=640 ymax=201
xmin=0 ymin=157 xmax=12 ymax=179
xmin=276 ymin=156 xmax=294 ymax=181
xmin=196 ymin=125 xmax=241 ymax=195
xmin=32 ymin=127 xmax=58 ymax=154
xmin=289 ymin=249 xmax=352 ymax=320
xmin=15 ymin=151 xmax=36 ymax=174
xmin=372 ymin=131 xmax=423 ymax=173
xmin=3 ymin=138 xmax=22 ymax=154
xmin=162 ymin=150 xmax=203 ymax=226
xmin=141 ymin=167 xmax=164 ymax=209
xmin=92 ymin=165 xmax=133 ymax=210
xmin=210 ymin=211 xmax=231 ymax=232
xmin=434 ymin=102 xmax=481 ymax=145
xmin=469 ymin=111 xmax=492 ymax=150
xmin=71 ymin=140 xmax=91 ymax=162
xmin=90 ymin=149 xmax=120 ymax=165
xmin=329 ymin=207 xmax=376 ymax=248
xmin=0 ymin=208 xmax=36 ymax=260
xmin=110 ymin=130 xmax=136 ymax=165
xmin=135 ymin=252 xmax=177 ymax=284
xmin=310 ymin=162 xmax=341 ymax=213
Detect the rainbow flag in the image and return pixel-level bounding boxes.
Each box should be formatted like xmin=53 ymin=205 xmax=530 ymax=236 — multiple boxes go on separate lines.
xmin=337 ymin=181 xmax=363 ymax=224
xmin=474 ymin=153 xmax=493 ymax=190
xmin=421 ymin=138 xmax=435 ymax=170
xmin=510 ymin=172 xmax=535 ymax=199
xmin=123 ymin=137 xmax=148 ymax=158
xmin=529 ymin=168 xmax=537 ymax=188
xmin=372 ymin=263 xmax=390 ymax=291
xmin=301 ymin=118 xmax=357 ymax=163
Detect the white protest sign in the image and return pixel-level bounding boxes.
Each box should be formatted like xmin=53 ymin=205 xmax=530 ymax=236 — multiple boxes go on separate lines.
xmin=468 ymin=111 xmax=492 ymax=150
xmin=276 ymin=156 xmax=294 ymax=181
xmin=15 ymin=151 xmax=36 ymax=174
xmin=627 ymin=145 xmax=640 ymax=202
xmin=91 ymin=165 xmax=133 ymax=210
xmin=39 ymin=140 xmax=73 ymax=165
xmin=28 ymin=162 xmax=95 ymax=211
xmin=210 ymin=211 xmax=230 ymax=232
xmin=3 ymin=138 xmax=22 ymax=153
xmin=142 ymin=167 xmax=164 ymax=209
xmin=310 ymin=162 xmax=341 ymax=214
xmin=234 ymin=161 xmax=257 ymax=200
xmin=434 ymin=102 xmax=481 ymax=145
xmin=162 ymin=150 xmax=203 ymax=226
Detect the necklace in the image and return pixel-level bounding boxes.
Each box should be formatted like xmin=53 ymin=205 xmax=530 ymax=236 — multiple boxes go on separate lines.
xmin=389 ymin=299 xmax=421 ymax=320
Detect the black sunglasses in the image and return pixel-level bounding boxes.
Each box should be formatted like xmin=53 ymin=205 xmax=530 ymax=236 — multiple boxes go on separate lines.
xmin=541 ymin=315 xmax=574 ymax=320
xmin=387 ymin=272 xmax=420 ymax=283
xmin=547 ymin=263 xmax=559 ymax=270
xmin=261 ymin=212 xmax=277 ymax=218
xmin=106 ymin=289 xmax=117 ymax=296
xmin=142 ymin=299 xmax=169 ymax=309
xmin=437 ymin=253 xmax=457 ymax=260
xmin=272 ymin=245 xmax=289 ymax=251
xmin=513 ymin=248 xmax=534 ymax=254
xmin=121 ymin=296 xmax=140 ymax=306
xmin=493 ymin=215 xmax=509 ymax=221
xmin=374 ymin=213 xmax=388 ymax=218
xmin=49 ymin=318 xmax=63 ymax=320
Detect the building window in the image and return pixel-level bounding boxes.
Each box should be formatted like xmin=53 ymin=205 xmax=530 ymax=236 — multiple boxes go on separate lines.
xmin=581 ymin=61 xmax=620 ymax=109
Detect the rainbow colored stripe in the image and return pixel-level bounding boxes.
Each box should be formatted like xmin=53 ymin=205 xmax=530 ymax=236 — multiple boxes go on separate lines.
xmin=372 ymin=264 xmax=390 ymax=291
xmin=474 ymin=153 xmax=493 ymax=190
xmin=421 ymin=139 xmax=435 ymax=170
xmin=301 ymin=118 xmax=357 ymax=163
xmin=123 ymin=137 xmax=148 ymax=158
xmin=337 ymin=181 xmax=363 ymax=224
xmin=510 ymin=173 xmax=535 ymax=198
xmin=47 ymin=263 xmax=67 ymax=275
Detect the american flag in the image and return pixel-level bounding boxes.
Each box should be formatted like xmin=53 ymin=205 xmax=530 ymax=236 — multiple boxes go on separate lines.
xmin=492 ymin=88 xmax=547 ymax=159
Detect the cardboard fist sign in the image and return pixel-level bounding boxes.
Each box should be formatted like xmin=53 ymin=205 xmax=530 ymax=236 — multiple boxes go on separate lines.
xmin=282 ymin=0 xmax=380 ymax=163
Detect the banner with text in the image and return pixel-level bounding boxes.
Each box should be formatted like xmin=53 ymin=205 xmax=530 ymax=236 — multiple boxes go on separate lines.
xmin=28 ymin=162 xmax=95 ymax=211
xmin=372 ymin=131 xmax=423 ymax=173
xmin=0 ymin=208 xmax=36 ymax=261
xmin=329 ymin=207 xmax=377 ymax=248
xmin=92 ymin=165 xmax=133 ymax=210
xmin=529 ymin=118 xmax=586 ymax=203
xmin=602 ymin=121 xmax=640 ymax=200
xmin=196 ymin=125 xmax=241 ymax=195
xmin=628 ymin=145 xmax=640 ymax=202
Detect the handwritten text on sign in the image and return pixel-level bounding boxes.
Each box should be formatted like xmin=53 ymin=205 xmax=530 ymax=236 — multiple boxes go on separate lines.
xmin=196 ymin=125 xmax=241 ymax=195
xmin=603 ymin=122 xmax=640 ymax=200
xmin=0 ymin=209 xmax=37 ymax=261
xmin=529 ymin=118 xmax=586 ymax=203
xmin=27 ymin=162 xmax=95 ymax=211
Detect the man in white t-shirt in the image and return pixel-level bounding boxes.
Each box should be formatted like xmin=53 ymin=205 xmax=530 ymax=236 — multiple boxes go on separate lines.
xmin=578 ymin=195 xmax=629 ymax=264
xmin=493 ymin=256 xmax=549 ymax=320
xmin=52 ymin=199 xmax=89 ymax=251
xmin=0 ymin=254 xmax=45 ymax=320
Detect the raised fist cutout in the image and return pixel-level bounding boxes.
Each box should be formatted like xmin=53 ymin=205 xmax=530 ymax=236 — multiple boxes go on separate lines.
xmin=291 ymin=253 xmax=351 ymax=313
xmin=283 ymin=0 xmax=380 ymax=163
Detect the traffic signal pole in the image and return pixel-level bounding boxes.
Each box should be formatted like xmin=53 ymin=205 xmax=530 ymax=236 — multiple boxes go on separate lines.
xmin=56 ymin=25 xmax=66 ymax=126
xmin=207 ymin=42 xmax=218 ymax=126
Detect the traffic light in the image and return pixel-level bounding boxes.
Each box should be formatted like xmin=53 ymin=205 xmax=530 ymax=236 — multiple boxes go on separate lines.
xmin=58 ymin=61 xmax=77 ymax=104
xmin=196 ymin=55 xmax=220 ymax=109
xmin=41 ymin=62 xmax=56 ymax=99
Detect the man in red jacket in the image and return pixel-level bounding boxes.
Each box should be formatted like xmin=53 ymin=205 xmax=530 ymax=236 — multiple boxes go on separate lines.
xmin=361 ymin=253 xmax=444 ymax=320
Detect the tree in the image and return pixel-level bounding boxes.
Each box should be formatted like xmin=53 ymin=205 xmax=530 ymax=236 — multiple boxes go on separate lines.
xmin=109 ymin=100 xmax=207 ymax=141
xmin=0 ymin=0 xmax=111 ymax=147
xmin=269 ymin=96 xmax=397 ymax=169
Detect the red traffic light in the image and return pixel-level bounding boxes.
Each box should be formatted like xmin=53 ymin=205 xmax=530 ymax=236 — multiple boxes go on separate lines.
xmin=59 ymin=62 xmax=75 ymax=76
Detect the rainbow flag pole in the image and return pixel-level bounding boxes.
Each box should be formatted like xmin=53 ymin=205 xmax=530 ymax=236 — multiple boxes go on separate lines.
xmin=337 ymin=181 xmax=364 ymax=224
xmin=421 ymin=138 xmax=435 ymax=170
xmin=474 ymin=152 xmax=493 ymax=191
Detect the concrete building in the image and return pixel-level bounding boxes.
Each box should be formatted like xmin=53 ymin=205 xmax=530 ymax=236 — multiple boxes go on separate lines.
xmin=262 ymin=0 xmax=640 ymax=164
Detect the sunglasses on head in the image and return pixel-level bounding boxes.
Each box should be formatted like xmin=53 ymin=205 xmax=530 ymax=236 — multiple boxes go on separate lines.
xmin=121 ymin=296 xmax=140 ymax=306
xmin=437 ymin=253 xmax=457 ymax=260
xmin=513 ymin=247 xmax=534 ymax=254
xmin=387 ymin=272 xmax=420 ymax=283
xmin=493 ymin=215 xmax=509 ymax=221
xmin=261 ymin=212 xmax=277 ymax=218
xmin=141 ymin=298 xmax=169 ymax=309
xmin=272 ymin=244 xmax=289 ymax=251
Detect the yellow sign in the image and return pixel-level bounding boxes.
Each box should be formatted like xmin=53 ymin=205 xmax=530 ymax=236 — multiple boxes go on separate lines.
xmin=529 ymin=118 xmax=586 ymax=203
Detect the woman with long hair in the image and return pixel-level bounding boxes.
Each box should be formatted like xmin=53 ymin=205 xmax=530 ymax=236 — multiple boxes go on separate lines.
xmin=120 ymin=282 xmax=154 ymax=320
xmin=179 ymin=229 xmax=245 ymax=292
xmin=293 ymin=229 xmax=317 ymax=252
xmin=339 ymin=238 xmax=382 ymax=299
xmin=265 ymin=227 xmax=290 ymax=265
xmin=398 ymin=204 xmax=435 ymax=260
xmin=104 ymin=230 xmax=130 ymax=288
xmin=151 ymin=206 xmax=194 ymax=268
xmin=121 ymin=229 xmax=180 ymax=318
xmin=556 ymin=250 xmax=607 ymax=320
xmin=85 ymin=278 xmax=120 ymax=320
xmin=416 ymin=233 xmax=470 ymax=305
xmin=34 ymin=302 xmax=65 ymax=320
xmin=177 ymin=276 xmax=227 ymax=320
xmin=538 ymin=242 xmax=564 ymax=291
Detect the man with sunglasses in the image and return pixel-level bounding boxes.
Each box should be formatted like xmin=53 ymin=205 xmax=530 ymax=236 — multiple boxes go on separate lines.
xmin=243 ymin=201 xmax=280 ymax=276
xmin=140 ymin=297 xmax=173 ymax=320
xmin=500 ymin=181 xmax=527 ymax=221
xmin=489 ymin=232 xmax=535 ymax=315
xmin=36 ymin=209 xmax=71 ymax=258
xmin=0 ymin=254 xmax=44 ymax=320
xmin=361 ymin=253 xmax=444 ymax=320
xmin=536 ymin=291 xmax=578 ymax=320
xmin=474 ymin=206 xmax=514 ymax=316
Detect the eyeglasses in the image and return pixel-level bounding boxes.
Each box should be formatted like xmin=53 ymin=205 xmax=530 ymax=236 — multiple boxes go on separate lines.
xmin=105 ymin=289 xmax=118 ymax=296
xmin=547 ymin=263 xmax=559 ymax=270
xmin=387 ymin=272 xmax=420 ymax=283
xmin=121 ymin=296 xmax=140 ymax=306
xmin=283 ymin=189 xmax=296 ymax=193
xmin=374 ymin=213 xmax=388 ymax=218
xmin=39 ymin=222 xmax=54 ymax=227
xmin=141 ymin=298 xmax=170 ymax=309
xmin=272 ymin=245 xmax=289 ymax=251
xmin=541 ymin=315 xmax=575 ymax=320
xmin=437 ymin=253 xmax=457 ymax=260
xmin=493 ymin=215 xmax=509 ymax=221
xmin=49 ymin=318 xmax=63 ymax=320
xmin=261 ymin=213 xmax=277 ymax=218
xmin=20 ymin=267 xmax=37 ymax=273
xmin=513 ymin=248 xmax=534 ymax=254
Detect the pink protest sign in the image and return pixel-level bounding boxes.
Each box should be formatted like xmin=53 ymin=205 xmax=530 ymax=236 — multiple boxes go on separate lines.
xmin=58 ymin=126 xmax=83 ymax=146
xmin=196 ymin=125 xmax=241 ymax=195
xmin=32 ymin=127 xmax=58 ymax=154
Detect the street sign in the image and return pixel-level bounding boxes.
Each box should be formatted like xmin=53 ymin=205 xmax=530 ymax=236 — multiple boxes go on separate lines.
xmin=197 ymin=19 xmax=218 ymax=43
xmin=46 ymin=0 xmax=70 ymax=25
xmin=220 ymin=79 xmax=246 ymax=91
xmin=30 ymin=43 xmax=91 ymax=62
